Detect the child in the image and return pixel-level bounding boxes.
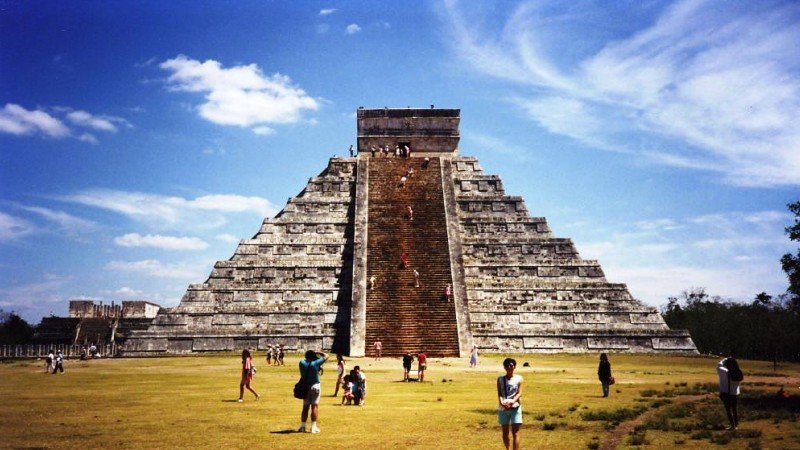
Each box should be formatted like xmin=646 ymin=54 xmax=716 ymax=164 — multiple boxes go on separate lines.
xmin=342 ymin=374 xmax=355 ymax=405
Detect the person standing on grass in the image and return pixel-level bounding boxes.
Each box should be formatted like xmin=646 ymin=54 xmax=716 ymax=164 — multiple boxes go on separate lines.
xmin=45 ymin=350 xmax=54 ymax=373
xmin=238 ymin=349 xmax=259 ymax=402
xmin=278 ymin=345 xmax=285 ymax=366
xmin=498 ymin=358 xmax=523 ymax=450
xmin=417 ymin=351 xmax=427 ymax=382
xmin=717 ymin=356 xmax=743 ymax=430
xmin=374 ymin=340 xmax=382 ymax=360
xmin=469 ymin=345 xmax=478 ymax=368
xmin=333 ymin=354 xmax=346 ymax=397
xmin=298 ymin=350 xmax=328 ymax=433
xmin=598 ymin=353 xmax=612 ymax=398
xmin=402 ymin=352 xmax=414 ymax=382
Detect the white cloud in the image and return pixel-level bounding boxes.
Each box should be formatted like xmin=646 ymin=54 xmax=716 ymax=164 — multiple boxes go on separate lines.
xmin=105 ymin=259 xmax=203 ymax=279
xmin=634 ymin=218 xmax=681 ymax=231
xmin=78 ymin=133 xmax=99 ymax=145
xmin=65 ymin=110 xmax=129 ymax=133
xmin=0 ymin=103 xmax=70 ymax=138
xmin=463 ymin=131 xmax=533 ymax=161
xmin=252 ymin=126 xmax=275 ymax=136
xmin=114 ymin=233 xmax=209 ymax=250
xmin=60 ymin=189 xmax=279 ymax=230
xmin=319 ymin=8 xmax=336 ymax=16
xmin=346 ymin=24 xmax=361 ymax=34
xmin=159 ymin=55 xmax=318 ymax=133
xmin=216 ymin=233 xmax=240 ymax=244
xmin=443 ymin=0 xmax=800 ymax=187
xmin=115 ymin=286 xmax=143 ymax=296
xmin=317 ymin=24 xmax=330 ymax=34
xmin=0 ymin=211 xmax=35 ymax=242
xmin=18 ymin=205 xmax=97 ymax=236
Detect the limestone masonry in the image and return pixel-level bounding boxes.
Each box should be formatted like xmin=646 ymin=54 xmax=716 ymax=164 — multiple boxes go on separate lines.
xmin=122 ymin=108 xmax=696 ymax=356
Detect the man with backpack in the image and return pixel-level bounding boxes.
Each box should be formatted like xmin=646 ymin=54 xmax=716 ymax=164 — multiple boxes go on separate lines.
xmin=297 ymin=350 xmax=328 ymax=433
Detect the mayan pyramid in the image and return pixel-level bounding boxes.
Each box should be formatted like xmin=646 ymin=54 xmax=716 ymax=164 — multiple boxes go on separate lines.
xmin=123 ymin=108 xmax=696 ymax=357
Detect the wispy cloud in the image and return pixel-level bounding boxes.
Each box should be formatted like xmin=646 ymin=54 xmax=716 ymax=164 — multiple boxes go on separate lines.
xmin=17 ymin=205 xmax=97 ymax=237
xmin=319 ymin=8 xmax=336 ymax=16
xmin=216 ymin=233 xmax=240 ymax=244
xmin=59 ymin=189 xmax=279 ymax=230
xmin=442 ymin=0 xmax=800 ymax=187
xmin=159 ymin=55 xmax=318 ymax=133
xmin=346 ymin=24 xmax=361 ymax=34
xmin=462 ymin=131 xmax=534 ymax=162
xmin=114 ymin=233 xmax=209 ymax=251
xmin=105 ymin=259 xmax=204 ymax=279
xmin=575 ymin=209 xmax=793 ymax=305
xmin=64 ymin=109 xmax=131 ymax=133
xmin=0 ymin=211 xmax=35 ymax=243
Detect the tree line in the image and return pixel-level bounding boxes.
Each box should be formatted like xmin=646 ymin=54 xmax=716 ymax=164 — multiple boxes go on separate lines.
xmin=662 ymin=201 xmax=800 ymax=363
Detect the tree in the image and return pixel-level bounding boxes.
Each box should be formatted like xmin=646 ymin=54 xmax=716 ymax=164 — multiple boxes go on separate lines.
xmin=782 ymin=200 xmax=800 ymax=297
xmin=0 ymin=310 xmax=35 ymax=345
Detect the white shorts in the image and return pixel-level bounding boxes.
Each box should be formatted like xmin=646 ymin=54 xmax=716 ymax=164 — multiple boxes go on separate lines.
xmin=303 ymin=383 xmax=321 ymax=406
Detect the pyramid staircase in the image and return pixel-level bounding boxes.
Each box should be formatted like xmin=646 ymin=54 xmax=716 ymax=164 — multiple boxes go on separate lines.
xmin=364 ymin=157 xmax=459 ymax=357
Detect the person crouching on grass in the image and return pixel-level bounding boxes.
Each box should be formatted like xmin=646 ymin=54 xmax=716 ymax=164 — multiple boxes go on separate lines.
xmin=498 ymin=358 xmax=523 ymax=450
xmin=238 ymin=349 xmax=259 ymax=402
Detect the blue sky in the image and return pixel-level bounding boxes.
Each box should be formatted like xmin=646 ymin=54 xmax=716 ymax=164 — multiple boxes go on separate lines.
xmin=1 ymin=0 xmax=798 ymax=322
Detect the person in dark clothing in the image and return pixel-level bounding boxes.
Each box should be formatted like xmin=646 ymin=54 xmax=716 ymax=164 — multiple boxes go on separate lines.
xmin=598 ymin=353 xmax=612 ymax=397
xmin=402 ymin=352 xmax=414 ymax=382
xmin=52 ymin=350 xmax=64 ymax=374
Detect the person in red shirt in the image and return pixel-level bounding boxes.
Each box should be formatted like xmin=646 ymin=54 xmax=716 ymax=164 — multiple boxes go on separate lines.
xmin=238 ymin=349 xmax=260 ymax=402
xmin=417 ymin=351 xmax=428 ymax=382
xmin=400 ymin=251 xmax=409 ymax=268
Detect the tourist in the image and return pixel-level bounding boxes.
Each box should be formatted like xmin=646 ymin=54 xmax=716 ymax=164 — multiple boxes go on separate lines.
xmin=498 ymin=358 xmax=523 ymax=450
xmin=395 ymin=145 xmax=401 ymax=157
xmin=278 ymin=345 xmax=285 ymax=366
xmin=349 ymin=145 xmax=354 ymax=157
xmin=342 ymin=372 xmax=355 ymax=405
xmin=406 ymin=167 xmax=414 ymax=178
xmin=298 ymin=350 xmax=328 ymax=433
xmin=79 ymin=346 xmax=87 ymax=361
xmin=45 ymin=350 xmax=54 ymax=373
xmin=414 ymin=269 xmax=420 ymax=288
xmin=598 ymin=353 xmax=613 ymax=398
xmin=399 ymin=175 xmax=407 ymax=188
xmin=374 ymin=340 xmax=382 ymax=360
xmin=52 ymin=350 xmax=64 ymax=374
xmin=402 ymin=352 xmax=414 ymax=382
xmin=404 ymin=145 xmax=410 ymax=158
xmin=470 ymin=345 xmax=478 ymax=368
xmin=368 ymin=275 xmax=376 ymax=290
xmin=238 ymin=349 xmax=260 ymax=402
xmin=422 ymin=157 xmax=430 ymax=169
xmin=89 ymin=344 xmax=97 ymax=358
xmin=333 ymin=354 xmax=346 ymax=397
xmin=354 ymin=365 xmax=367 ymax=406
xmin=370 ymin=146 xmax=376 ymax=157
xmin=401 ymin=251 xmax=409 ymax=268
xmin=417 ymin=351 xmax=427 ymax=382
xmin=266 ymin=346 xmax=273 ymax=365
xmin=717 ymin=356 xmax=743 ymax=430
xmin=407 ymin=205 xmax=414 ymax=222
xmin=445 ymin=283 xmax=452 ymax=301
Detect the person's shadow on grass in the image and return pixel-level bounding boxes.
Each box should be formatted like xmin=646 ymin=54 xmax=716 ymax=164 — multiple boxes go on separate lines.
xmin=269 ymin=430 xmax=296 ymax=434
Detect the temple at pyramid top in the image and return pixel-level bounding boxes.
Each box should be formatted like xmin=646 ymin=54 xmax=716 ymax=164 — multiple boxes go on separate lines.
xmin=357 ymin=107 xmax=461 ymax=155
xmin=122 ymin=107 xmax=696 ymax=357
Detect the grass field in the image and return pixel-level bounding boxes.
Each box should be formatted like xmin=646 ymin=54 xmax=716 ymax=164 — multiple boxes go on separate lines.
xmin=1 ymin=353 xmax=798 ymax=449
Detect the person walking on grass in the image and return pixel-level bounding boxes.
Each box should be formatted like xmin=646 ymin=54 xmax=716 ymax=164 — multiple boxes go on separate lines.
xmin=598 ymin=353 xmax=613 ymax=398
xmin=52 ymin=350 xmax=64 ymax=374
xmin=374 ymin=340 xmax=382 ymax=360
xmin=498 ymin=358 xmax=523 ymax=450
xmin=717 ymin=356 xmax=743 ymax=430
xmin=333 ymin=354 xmax=345 ymax=397
xmin=238 ymin=349 xmax=259 ymax=402
xmin=45 ymin=350 xmax=54 ymax=373
xmin=298 ymin=350 xmax=328 ymax=433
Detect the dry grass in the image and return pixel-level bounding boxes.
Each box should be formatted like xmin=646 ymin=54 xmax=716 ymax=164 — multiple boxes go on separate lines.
xmin=0 ymin=353 xmax=798 ymax=449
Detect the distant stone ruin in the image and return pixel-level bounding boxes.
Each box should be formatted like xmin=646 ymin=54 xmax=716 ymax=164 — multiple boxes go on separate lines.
xmin=35 ymin=300 xmax=160 ymax=345
xmin=122 ymin=108 xmax=696 ymax=356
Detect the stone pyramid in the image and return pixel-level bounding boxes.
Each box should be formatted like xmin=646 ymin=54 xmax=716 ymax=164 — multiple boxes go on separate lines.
xmin=123 ymin=108 xmax=696 ymax=356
